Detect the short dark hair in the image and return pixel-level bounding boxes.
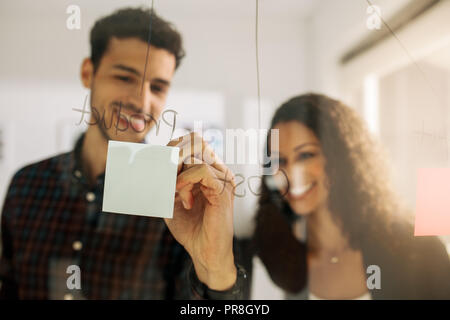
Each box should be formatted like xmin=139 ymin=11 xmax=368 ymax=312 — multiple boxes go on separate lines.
xmin=89 ymin=7 xmax=185 ymax=73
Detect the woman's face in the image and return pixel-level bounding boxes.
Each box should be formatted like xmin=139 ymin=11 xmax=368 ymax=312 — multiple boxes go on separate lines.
xmin=270 ymin=121 xmax=329 ymax=216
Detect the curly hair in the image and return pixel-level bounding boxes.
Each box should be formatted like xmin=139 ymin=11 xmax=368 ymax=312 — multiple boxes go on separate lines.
xmin=253 ymin=93 xmax=413 ymax=293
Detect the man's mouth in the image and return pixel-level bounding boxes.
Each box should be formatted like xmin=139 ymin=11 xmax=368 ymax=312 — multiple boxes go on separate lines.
xmin=113 ymin=107 xmax=146 ymax=132
xmin=289 ymin=182 xmax=316 ymax=199
xmin=129 ymin=116 xmax=146 ymax=131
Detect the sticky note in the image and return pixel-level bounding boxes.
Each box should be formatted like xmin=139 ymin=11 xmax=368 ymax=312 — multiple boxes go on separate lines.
xmin=102 ymin=140 xmax=179 ymax=219
xmin=414 ymin=168 xmax=450 ymax=236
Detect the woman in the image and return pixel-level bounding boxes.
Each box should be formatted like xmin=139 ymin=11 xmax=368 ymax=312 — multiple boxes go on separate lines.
xmin=252 ymin=93 xmax=450 ymax=299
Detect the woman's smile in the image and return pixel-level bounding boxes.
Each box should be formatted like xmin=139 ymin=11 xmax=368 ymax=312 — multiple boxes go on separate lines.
xmin=289 ymin=181 xmax=317 ymax=200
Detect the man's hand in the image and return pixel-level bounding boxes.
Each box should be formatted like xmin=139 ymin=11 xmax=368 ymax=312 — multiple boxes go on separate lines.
xmin=164 ymin=133 xmax=237 ymax=291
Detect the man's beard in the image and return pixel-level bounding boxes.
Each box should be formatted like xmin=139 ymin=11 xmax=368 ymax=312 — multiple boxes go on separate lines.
xmin=90 ymin=93 xmax=113 ymax=142
xmin=93 ymin=100 xmax=149 ymax=144
xmin=98 ymin=116 xmax=112 ymax=142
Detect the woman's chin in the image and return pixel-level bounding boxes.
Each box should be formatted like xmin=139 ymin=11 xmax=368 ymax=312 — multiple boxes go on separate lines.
xmin=290 ymin=203 xmax=314 ymax=216
xmin=294 ymin=210 xmax=313 ymax=217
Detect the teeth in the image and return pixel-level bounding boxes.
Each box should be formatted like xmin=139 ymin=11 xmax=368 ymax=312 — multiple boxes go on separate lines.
xmin=290 ymin=183 xmax=313 ymax=197
xmin=114 ymin=109 xmax=146 ymax=130
xmin=131 ymin=117 xmax=145 ymax=131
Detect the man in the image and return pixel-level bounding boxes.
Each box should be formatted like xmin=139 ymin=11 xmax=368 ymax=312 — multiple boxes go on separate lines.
xmin=0 ymin=7 xmax=248 ymax=299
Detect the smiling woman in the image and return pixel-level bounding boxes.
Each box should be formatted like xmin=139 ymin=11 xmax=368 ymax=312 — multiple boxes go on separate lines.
xmin=252 ymin=93 xmax=450 ymax=300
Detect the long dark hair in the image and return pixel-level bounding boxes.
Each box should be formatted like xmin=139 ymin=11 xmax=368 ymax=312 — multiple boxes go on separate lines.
xmin=253 ymin=93 xmax=412 ymax=293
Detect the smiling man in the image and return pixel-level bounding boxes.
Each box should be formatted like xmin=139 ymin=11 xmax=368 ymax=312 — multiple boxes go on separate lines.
xmin=0 ymin=8 xmax=248 ymax=300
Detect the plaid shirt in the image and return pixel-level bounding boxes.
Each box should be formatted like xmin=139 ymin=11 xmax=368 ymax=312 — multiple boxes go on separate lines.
xmin=0 ymin=133 xmax=248 ymax=299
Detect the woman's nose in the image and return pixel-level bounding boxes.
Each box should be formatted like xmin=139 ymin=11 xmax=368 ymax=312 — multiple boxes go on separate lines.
xmin=286 ymin=164 xmax=307 ymax=190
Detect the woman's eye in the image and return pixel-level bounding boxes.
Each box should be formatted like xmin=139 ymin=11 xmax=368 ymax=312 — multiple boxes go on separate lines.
xmin=298 ymin=152 xmax=315 ymax=160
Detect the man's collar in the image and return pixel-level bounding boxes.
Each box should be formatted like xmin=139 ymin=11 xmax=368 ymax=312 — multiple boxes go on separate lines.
xmin=62 ymin=132 xmax=146 ymax=188
xmin=73 ymin=131 xmax=85 ymax=175
xmin=70 ymin=131 xmax=105 ymax=189
xmin=71 ymin=132 xmax=146 ymax=189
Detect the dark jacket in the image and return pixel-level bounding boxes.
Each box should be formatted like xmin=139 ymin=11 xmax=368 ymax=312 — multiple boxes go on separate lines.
xmin=253 ymin=207 xmax=450 ymax=299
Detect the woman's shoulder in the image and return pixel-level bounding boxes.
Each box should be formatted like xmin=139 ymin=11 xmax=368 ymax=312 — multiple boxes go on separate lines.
xmin=362 ymin=218 xmax=450 ymax=299
xmin=391 ymin=219 xmax=448 ymax=259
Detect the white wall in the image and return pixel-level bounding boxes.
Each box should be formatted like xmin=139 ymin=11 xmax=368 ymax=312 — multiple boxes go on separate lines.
xmin=305 ymin=0 xmax=412 ymax=98
xmin=378 ymin=62 xmax=450 ymax=209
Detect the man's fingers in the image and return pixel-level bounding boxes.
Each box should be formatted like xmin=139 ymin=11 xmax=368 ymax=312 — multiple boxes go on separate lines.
xmin=176 ymin=183 xmax=194 ymax=210
xmin=168 ymin=132 xmax=231 ymax=177
xmin=176 ymin=163 xmax=234 ymax=193
xmin=168 ymin=132 xmax=203 ymax=173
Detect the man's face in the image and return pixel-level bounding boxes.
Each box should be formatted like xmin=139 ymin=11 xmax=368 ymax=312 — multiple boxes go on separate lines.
xmin=81 ymin=37 xmax=176 ymax=143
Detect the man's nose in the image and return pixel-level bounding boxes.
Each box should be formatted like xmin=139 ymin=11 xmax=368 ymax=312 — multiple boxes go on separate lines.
xmin=128 ymin=80 xmax=152 ymax=114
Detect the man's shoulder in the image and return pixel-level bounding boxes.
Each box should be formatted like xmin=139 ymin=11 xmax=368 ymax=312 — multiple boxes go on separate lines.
xmin=1 ymin=152 xmax=74 ymax=220
xmin=7 ymin=151 xmax=73 ymax=194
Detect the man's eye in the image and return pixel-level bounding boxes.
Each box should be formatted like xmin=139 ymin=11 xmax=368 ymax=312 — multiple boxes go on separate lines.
xmin=115 ymin=75 xmax=133 ymax=83
xmin=151 ymin=85 xmax=163 ymax=93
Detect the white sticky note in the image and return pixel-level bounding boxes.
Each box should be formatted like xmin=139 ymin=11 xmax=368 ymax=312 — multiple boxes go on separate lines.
xmin=102 ymin=140 xmax=179 ymax=219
